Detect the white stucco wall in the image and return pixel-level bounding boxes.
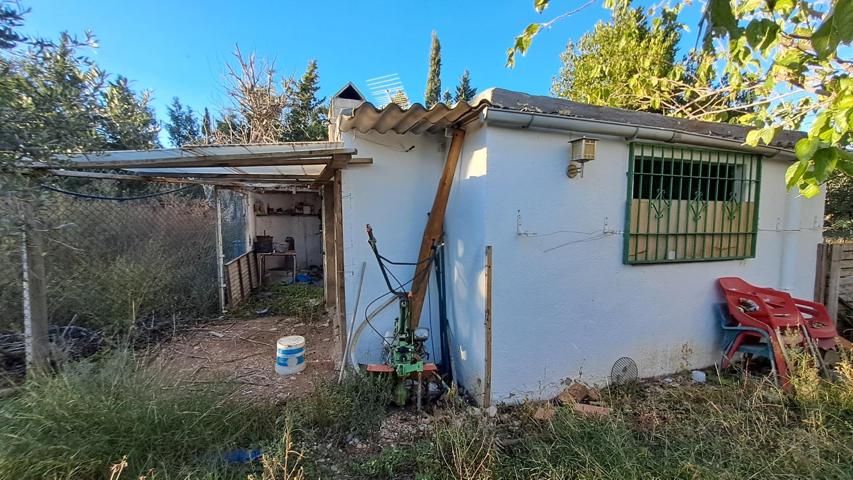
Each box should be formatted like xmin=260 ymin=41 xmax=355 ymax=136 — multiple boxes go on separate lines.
xmin=444 ymin=123 xmax=490 ymax=400
xmin=482 ymin=127 xmax=825 ymax=403
xmin=339 ymin=131 xmax=446 ymax=365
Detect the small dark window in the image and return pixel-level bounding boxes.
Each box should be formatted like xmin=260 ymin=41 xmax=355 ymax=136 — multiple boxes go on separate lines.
xmin=632 ymin=157 xmax=736 ymax=202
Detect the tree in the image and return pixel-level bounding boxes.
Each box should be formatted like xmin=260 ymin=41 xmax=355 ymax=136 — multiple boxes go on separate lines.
xmin=424 ymin=31 xmax=441 ymax=108
xmin=0 ymin=1 xmax=26 ymax=49
xmin=442 ymin=90 xmax=453 ymax=104
xmin=201 ymin=107 xmax=213 ymax=142
xmin=551 ymin=2 xmax=679 ymax=111
xmin=825 ymin=172 xmax=853 ymax=238
xmin=215 ymin=47 xmax=287 ymax=144
xmin=101 ymin=76 xmax=160 ymax=150
xmin=509 ymin=0 xmax=853 ymax=198
xmin=454 ymin=70 xmax=477 ymax=102
xmin=282 ymin=60 xmax=327 ymax=142
xmin=165 ymin=97 xmax=200 ymax=147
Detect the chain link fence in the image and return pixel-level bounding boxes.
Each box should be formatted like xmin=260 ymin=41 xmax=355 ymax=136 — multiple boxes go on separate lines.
xmin=0 ymin=181 xmax=248 ymax=338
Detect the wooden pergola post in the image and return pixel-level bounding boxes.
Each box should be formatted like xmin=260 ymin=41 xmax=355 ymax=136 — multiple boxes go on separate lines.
xmin=322 ymin=184 xmax=337 ymax=309
xmin=408 ymin=129 xmax=465 ymax=330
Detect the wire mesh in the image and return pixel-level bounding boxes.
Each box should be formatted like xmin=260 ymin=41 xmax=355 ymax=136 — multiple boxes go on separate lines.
xmin=0 ymin=182 xmax=248 ymax=336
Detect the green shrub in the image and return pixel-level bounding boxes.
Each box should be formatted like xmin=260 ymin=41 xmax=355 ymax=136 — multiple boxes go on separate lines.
xmin=0 ymin=349 xmax=279 ymax=479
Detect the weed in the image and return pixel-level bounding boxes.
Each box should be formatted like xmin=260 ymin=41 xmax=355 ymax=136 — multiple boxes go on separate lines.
xmin=349 ymin=444 xmax=422 ymax=479
xmin=236 ymin=284 xmax=325 ymax=322
xmin=294 ymin=374 xmax=393 ymax=443
xmin=0 ymin=348 xmax=280 ymax=479
xmin=249 ymin=420 xmax=305 ymax=480
xmin=432 ymin=415 xmax=496 ymax=480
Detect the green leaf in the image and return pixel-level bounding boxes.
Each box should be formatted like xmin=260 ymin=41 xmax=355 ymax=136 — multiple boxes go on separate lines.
xmin=812 ymin=13 xmax=840 ymax=58
xmin=760 ymin=126 xmax=779 ymax=145
xmin=837 ymin=158 xmax=853 ymax=177
xmin=534 ymin=0 xmax=550 ymax=13
xmin=774 ymin=48 xmax=809 ymax=72
xmin=738 ymin=0 xmax=763 ymax=14
xmin=745 ymin=19 xmax=780 ymax=54
xmin=794 ymin=137 xmax=821 ymax=161
xmin=799 ymin=182 xmax=821 ymax=198
xmin=812 ymin=147 xmax=838 ymax=183
xmin=834 ymin=0 xmax=853 ymax=42
xmin=745 ymin=128 xmax=763 ymax=146
xmin=506 ymin=23 xmax=542 ymax=67
xmin=771 ymin=0 xmax=795 ymax=16
xmin=709 ymin=0 xmax=739 ymax=36
xmin=785 ymin=160 xmax=808 ymax=190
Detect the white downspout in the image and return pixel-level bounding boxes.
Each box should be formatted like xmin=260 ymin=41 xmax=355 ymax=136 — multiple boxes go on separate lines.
xmin=779 ymin=190 xmax=801 ymax=293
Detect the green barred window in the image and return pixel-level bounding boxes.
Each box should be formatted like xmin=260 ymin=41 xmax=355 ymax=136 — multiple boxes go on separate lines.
xmin=623 ymin=143 xmax=761 ymax=264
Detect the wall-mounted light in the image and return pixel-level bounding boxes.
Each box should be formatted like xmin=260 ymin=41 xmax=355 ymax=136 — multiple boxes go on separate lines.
xmin=567 ymin=137 xmax=598 ymax=178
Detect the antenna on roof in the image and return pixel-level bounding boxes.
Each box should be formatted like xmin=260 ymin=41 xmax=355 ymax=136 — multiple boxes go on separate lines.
xmin=366 ymin=73 xmax=410 ymax=109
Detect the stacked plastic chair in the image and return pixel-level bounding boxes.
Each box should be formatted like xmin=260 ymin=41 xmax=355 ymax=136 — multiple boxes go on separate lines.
xmin=717 ymin=277 xmax=850 ymax=389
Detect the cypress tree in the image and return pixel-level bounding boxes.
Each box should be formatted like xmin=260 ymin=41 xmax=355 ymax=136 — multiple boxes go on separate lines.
xmin=424 ymin=31 xmax=441 ymax=108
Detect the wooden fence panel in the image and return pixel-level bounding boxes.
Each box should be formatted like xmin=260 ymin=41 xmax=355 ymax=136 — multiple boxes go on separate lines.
xmin=815 ymin=242 xmax=853 ymax=322
xmin=225 ymin=251 xmax=258 ymax=308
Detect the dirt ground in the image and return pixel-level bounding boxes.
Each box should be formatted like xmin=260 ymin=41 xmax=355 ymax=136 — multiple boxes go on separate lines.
xmin=158 ymin=312 xmax=338 ymax=402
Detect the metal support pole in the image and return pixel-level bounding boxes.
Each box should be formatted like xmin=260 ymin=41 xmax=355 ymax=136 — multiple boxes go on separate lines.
xmin=214 ymin=187 xmax=226 ymax=314
xmin=22 ymin=222 xmax=50 ymax=374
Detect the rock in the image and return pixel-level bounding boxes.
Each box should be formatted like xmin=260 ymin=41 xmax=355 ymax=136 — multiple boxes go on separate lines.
xmin=573 ymin=403 xmax=611 ymax=416
xmin=533 ymin=404 xmax=556 ymax=421
xmin=557 ymin=382 xmax=589 ymax=405
xmin=486 ymin=405 xmax=498 ymax=418
xmin=691 ymin=370 xmax=706 ymax=383
xmin=587 ymin=388 xmax=601 ymax=402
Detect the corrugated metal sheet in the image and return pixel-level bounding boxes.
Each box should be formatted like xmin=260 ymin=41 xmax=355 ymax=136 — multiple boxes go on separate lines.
xmin=58 ymin=142 xmax=351 ymax=165
xmin=339 ymin=100 xmax=490 ymax=135
xmin=46 ymin=142 xmax=354 ymax=189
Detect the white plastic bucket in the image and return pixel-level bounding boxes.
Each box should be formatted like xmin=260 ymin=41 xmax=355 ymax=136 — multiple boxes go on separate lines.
xmin=275 ymin=336 xmax=306 ymax=375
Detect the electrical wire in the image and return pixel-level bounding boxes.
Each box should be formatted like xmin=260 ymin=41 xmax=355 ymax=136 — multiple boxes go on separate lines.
xmin=542 ymin=232 xmax=613 ymax=253
xmin=40 ymin=183 xmax=192 ymax=201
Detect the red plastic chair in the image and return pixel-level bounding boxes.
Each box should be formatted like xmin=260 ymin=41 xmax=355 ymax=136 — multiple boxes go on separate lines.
xmin=718 ymin=277 xmax=836 ymax=342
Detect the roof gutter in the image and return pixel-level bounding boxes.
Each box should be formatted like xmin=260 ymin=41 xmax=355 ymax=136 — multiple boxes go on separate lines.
xmin=479 ymin=107 xmax=793 ymax=160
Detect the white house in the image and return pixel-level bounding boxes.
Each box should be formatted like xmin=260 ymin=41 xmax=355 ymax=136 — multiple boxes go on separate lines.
xmin=330 ymin=84 xmax=823 ymax=405
xmin=54 ymin=83 xmax=824 ymax=406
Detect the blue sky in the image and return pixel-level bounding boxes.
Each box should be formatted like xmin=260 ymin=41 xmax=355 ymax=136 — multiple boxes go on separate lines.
xmin=21 ymin=1 xmax=704 ymax=144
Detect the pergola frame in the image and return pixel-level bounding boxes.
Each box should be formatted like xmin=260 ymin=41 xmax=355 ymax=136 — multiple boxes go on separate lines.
xmin=22 ymin=142 xmax=362 ymax=371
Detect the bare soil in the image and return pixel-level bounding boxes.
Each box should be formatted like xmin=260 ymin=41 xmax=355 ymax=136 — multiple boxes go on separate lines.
xmin=158 ymin=312 xmax=337 ymax=402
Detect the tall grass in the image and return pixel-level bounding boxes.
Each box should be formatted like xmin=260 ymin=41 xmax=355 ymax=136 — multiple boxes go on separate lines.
xmin=0 ymin=349 xmax=280 ymax=479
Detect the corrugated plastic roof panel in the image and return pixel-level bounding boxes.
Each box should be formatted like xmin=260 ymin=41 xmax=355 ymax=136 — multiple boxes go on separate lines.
xmin=339 ymin=100 xmax=490 ymax=135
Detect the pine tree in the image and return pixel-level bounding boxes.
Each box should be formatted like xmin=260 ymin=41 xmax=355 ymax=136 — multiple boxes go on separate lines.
xmin=442 ymin=90 xmax=453 ymax=105
xmin=424 ymin=31 xmax=441 ymax=108
xmin=165 ymin=97 xmax=201 ymax=147
xmin=454 ymin=70 xmax=477 ymax=102
xmin=283 ymin=60 xmax=327 ymax=141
